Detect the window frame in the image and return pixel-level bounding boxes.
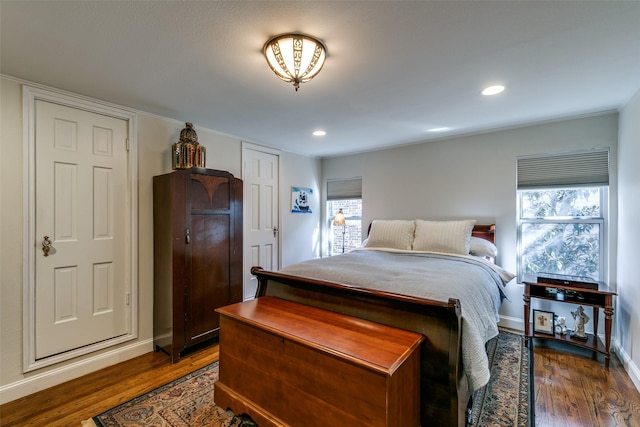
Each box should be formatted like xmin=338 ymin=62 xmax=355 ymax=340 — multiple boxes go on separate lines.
xmin=326 ymin=178 xmax=363 ymax=257
xmin=516 ymin=187 xmax=607 ymax=282
xmin=327 ymin=199 xmax=362 ymax=256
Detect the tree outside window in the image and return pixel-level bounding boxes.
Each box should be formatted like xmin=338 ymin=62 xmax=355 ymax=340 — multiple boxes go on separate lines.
xmin=518 ymin=188 xmax=604 ymax=281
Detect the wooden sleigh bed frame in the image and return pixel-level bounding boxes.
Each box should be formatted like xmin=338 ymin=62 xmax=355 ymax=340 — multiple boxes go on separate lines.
xmin=251 ymin=224 xmax=496 ymax=427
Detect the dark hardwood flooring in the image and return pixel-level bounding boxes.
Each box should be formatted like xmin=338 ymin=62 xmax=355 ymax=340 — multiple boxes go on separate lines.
xmin=2 ymin=338 xmax=640 ymax=426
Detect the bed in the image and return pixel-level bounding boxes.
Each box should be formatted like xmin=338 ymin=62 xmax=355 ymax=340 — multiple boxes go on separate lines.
xmin=251 ymin=219 xmax=514 ymax=427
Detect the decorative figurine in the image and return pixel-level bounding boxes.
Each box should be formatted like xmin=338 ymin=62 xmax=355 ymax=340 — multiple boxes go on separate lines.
xmin=570 ymin=305 xmax=589 ymax=340
xmin=555 ymin=316 xmax=568 ymax=335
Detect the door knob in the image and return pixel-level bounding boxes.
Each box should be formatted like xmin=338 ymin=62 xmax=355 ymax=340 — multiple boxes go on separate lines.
xmin=42 ymin=236 xmax=52 ymax=257
xmin=273 ymin=227 xmax=279 ymax=238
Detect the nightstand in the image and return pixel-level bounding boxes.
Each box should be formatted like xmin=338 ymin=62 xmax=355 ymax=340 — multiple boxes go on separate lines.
xmin=523 ymin=274 xmax=616 ymax=367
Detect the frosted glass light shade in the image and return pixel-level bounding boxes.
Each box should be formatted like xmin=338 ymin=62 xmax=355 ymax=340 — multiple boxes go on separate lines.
xmin=333 ymin=209 xmax=346 ymax=226
xmin=264 ymin=33 xmax=327 ymax=91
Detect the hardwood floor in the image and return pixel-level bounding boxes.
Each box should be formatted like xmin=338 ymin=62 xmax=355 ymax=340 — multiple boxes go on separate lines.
xmin=0 ymin=346 xmax=219 ymax=427
xmin=533 ymin=339 xmax=640 ymax=427
xmin=2 ymin=339 xmax=640 ymax=426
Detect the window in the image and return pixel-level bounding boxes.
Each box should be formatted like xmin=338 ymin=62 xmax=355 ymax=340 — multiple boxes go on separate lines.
xmin=327 ymin=179 xmax=362 ymax=256
xmin=517 ymin=150 xmax=609 ymax=282
xmin=328 ymin=200 xmax=362 ymax=255
xmin=518 ymin=188 xmax=605 ymax=281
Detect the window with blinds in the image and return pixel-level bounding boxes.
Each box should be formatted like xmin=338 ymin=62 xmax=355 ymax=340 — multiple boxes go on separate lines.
xmin=327 ymin=178 xmax=362 ymax=255
xmin=516 ymin=149 xmax=608 ymax=282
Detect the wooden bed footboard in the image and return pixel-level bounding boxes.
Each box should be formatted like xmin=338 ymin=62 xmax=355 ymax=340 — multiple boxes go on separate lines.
xmin=251 ymin=266 xmax=471 ymax=427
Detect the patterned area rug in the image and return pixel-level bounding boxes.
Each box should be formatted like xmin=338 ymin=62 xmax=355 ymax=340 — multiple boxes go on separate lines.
xmin=88 ymin=330 xmax=530 ymax=427
xmin=90 ymin=363 xmax=256 ymax=427
xmin=472 ymin=329 xmax=532 ymax=426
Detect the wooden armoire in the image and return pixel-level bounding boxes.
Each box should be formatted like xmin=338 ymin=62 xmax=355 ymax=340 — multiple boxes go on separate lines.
xmin=153 ymin=168 xmax=243 ymax=362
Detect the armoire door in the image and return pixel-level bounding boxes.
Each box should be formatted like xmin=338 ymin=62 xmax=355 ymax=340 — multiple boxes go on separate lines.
xmin=184 ymin=171 xmax=235 ymax=347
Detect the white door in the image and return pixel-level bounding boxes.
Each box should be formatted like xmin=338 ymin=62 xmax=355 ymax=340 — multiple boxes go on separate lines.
xmin=242 ymin=144 xmax=280 ymax=300
xmin=34 ymin=99 xmax=130 ymax=360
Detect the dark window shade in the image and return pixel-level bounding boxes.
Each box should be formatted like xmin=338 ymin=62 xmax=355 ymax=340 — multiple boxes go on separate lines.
xmin=327 ymin=178 xmax=362 ymax=200
xmin=517 ymin=149 xmax=609 ymax=189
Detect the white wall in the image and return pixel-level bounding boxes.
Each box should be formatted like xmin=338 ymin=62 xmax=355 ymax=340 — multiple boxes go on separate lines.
xmin=322 ymin=113 xmax=619 ymax=330
xmin=0 ymin=76 xmax=321 ymax=403
xmin=280 ymin=151 xmax=323 ymax=267
xmin=617 ymin=88 xmax=640 ymax=390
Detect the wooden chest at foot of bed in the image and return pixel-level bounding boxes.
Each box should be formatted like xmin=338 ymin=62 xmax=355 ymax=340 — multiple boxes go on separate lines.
xmin=214 ymin=296 xmax=423 ymax=427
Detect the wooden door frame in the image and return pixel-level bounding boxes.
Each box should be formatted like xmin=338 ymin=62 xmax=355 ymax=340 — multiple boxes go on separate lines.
xmin=22 ymin=86 xmax=139 ymax=372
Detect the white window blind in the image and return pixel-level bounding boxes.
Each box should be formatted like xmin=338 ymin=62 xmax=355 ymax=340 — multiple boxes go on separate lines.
xmin=327 ymin=178 xmax=362 ymax=200
xmin=517 ymin=149 xmax=609 ymax=189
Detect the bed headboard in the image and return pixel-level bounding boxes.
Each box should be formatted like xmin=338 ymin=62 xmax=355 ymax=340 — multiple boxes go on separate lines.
xmin=471 ymin=224 xmax=495 ymax=244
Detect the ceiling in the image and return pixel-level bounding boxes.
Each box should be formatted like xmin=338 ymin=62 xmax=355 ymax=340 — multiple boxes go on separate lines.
xmin=2 ymin=1 xmax=640 ymax=158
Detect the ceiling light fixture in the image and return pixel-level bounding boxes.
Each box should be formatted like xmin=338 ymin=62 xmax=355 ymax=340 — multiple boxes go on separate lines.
xmin=482 ymin=85 xmax=505 ymax=96
xmin=264 ymin=33 xmax=327 ymax=91
xmin=312 ymin=130 xmax=326 ymax=136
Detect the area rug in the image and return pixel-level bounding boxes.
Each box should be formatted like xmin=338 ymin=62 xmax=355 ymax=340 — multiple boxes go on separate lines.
xmin=471 ymin=329 xmax=532 ymax=426
xmin=87 ymin=330 xmax=530 ymax=427
xmin=88 ymin=363 xmax=256 ymax=427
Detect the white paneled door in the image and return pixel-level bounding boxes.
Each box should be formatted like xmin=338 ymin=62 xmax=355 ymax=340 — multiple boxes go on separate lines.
xmin=242 ymin=144 xmax=280 ymax=300
xmin=34 ymin=99 xmax=130 ymax=360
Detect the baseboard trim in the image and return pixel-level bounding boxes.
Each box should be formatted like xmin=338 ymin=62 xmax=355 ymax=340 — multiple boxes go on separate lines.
xmin=498 ymin=315 xmax=524 ymax=332
xmin=612 ymin=339 xmax=640 ymax=393
xmin=0 ymin=339 xmax=153 ymax=405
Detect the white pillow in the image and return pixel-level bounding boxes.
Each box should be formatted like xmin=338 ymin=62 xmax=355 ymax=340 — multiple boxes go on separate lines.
xmin=469 ymin=236 xmax=498 ymax=258
xmin=413 ymin=219 xmax=476 ymax=255
xmin=364 ymin=220 xmax=415 ymax=250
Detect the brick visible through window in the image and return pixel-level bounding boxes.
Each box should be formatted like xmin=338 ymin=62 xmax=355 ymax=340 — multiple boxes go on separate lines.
xmin=328 ymin=199 xmax=362 ymax=255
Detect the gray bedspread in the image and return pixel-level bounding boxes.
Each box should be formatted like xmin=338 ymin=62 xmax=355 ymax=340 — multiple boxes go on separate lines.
xmin=279 ymin=249 xmax=514 ymax=392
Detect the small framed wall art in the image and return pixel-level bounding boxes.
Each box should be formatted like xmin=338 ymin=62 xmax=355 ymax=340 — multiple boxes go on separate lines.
xmin=533 ymin=309 xmax=555 ymax=335
xmin=291 ymin=187 xmax=313 ymax=213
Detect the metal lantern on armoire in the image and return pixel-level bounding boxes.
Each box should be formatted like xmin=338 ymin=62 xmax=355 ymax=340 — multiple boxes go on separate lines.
xmin=172 ymin=122 xmax=206 ymax=169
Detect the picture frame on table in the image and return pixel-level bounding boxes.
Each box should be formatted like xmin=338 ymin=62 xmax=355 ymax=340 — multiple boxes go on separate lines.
xmin=533 ymin=309 xmax=555 ymax=335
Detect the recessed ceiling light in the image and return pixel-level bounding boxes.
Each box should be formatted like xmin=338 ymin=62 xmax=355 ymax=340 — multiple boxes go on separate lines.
xmin=482 ymin=85 xmax=505 ymax=96
xmin=312 ymin=130 xmax=326 ymax=136
xmin=428 ymin=127 xmax=451 ymax=132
